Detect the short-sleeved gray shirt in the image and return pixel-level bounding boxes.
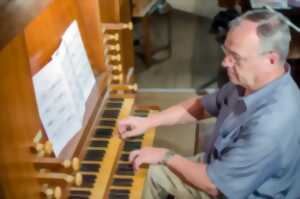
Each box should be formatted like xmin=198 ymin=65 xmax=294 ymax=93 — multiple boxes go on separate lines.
xmin=202 ymin=69 xmax=300 ymax=199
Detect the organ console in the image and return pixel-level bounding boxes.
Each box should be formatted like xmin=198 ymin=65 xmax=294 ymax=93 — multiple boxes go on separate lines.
xmin=0 ymin=0 xmax=158 ymax=198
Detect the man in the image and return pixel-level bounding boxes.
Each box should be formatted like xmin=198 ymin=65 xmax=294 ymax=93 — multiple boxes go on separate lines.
xmin=118 ymin=9 xmax=300 ymax=199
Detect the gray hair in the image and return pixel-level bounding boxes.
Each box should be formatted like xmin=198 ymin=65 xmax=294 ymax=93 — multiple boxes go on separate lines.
xmin=229 ymin=9 xmax=291 ymax=64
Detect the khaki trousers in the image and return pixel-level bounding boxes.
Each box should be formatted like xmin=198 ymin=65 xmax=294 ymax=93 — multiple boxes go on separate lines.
xmin=142 ymin=153 xmax=213 ymax=199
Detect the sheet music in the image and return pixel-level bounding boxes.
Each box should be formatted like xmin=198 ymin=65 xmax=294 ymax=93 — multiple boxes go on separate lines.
xmin=62 ymin=21 xmax=96 ymax=102
xmin=32 ymin=20 xmax=97 ymax=156
xmin=33 ymin=59 xmax=82 ymax=156
xmin=52 ymin=41 xmax=85 ymax=121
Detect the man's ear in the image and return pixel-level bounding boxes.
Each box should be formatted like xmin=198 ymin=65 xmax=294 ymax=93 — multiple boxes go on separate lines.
xmin=268 ymin=51 xmax=280 ymax=65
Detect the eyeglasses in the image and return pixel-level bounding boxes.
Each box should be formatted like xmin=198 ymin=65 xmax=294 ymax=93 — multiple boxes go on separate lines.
xmin=221 ymin=45 xmax=271 ymax=66
xmin=221 ymin=45 xmax=247 ymax=66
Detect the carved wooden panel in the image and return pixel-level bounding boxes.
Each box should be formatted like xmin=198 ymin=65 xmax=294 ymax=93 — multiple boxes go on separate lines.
xmin=0 ymin=34 xmax=41 ymax=199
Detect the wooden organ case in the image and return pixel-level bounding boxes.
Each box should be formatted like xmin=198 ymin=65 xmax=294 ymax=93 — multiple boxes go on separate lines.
xmin=0 ymin=0 xmax=157 ymax=198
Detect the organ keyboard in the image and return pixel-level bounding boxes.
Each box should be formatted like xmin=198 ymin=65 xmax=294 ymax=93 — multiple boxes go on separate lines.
xmin=107 ymin=109 xmax=157 ymax=199
xmin=68 ymin=97 xmax=158 ymax=199
xmin=75 ymin=96 xmax=135 ymax=198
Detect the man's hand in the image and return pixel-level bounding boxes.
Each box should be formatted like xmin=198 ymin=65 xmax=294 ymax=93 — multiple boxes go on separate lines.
xmin=118 ymin=116 xmax=150 ymax=139
xmin=129 ymin=147 xmax=168 ymax=170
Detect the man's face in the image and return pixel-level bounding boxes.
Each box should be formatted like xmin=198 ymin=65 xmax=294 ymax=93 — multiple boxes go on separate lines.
xmin=222 ymin=20 xmax=268 ymax=88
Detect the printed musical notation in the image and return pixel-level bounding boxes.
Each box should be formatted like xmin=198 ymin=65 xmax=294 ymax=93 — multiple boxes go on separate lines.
xmin=32 ymin=20 xmax=96 ymax=156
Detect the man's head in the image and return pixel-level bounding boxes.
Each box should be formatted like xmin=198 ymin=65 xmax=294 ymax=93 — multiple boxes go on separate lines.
xmin=222 ymin=9 xmax=291 ymax=91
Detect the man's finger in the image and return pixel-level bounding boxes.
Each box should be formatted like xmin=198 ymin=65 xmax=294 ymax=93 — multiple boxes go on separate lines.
xmin=121 ymin=129 xmax=139 ymax=139
xmin=121 ymin=132 xmax=130 ymax=139
xmin=129 ymin=150 xmax=140 ymax=163
xmin=118 ymin=127 xmax=132 ymax=139
xmin=133 ymin=156 xmax=144 ymax=171
xmin=118 ymin=122 xmax=128 ymax=134
xmin=117 ymin=125 xmax=127 ymax=138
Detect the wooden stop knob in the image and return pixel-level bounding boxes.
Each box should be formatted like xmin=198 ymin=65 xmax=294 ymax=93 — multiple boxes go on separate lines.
xmin=44 ymin=187 xmax=54 ymax=197
xmin=72 ymin=157 xmax=80 ymax=171
xmin=113 ymin=74 xmax=123 ymax=81
xmin=129 ymin=84 xmax=138 ymax=92
xmin=44 ymin=141 xmax=53 ymax=155
xmin=112 ymin=64 xmax=122 ymax=72
xmin=103 ymin=33 xmax=119 ymax=43
xmin=62 ymin=160 xmax=71 ymax=168
xmin=123 ymin=22 xmax=133 ymax=30
xmin=75 ymin=172 xmax=82 ymax=186
xmin=109 ymin=33 xmax=119 ymax=40
xmin=65 ymin=175 xmax=74 ymax=184
xmin=110 ymin=54 xmax=121 ymax=61
xmin=108 ymin=44 xmax=120 ymax=51
xmin=54 ymin=186 xmax=62 ymax=199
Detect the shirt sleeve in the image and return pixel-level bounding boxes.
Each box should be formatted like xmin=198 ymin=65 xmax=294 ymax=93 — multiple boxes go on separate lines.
xmin=201 ymin=92 xmax=219 ymax=117
xmin=207 ymin=121 xmax=281 ymax=199
xmin=201 ymin=82 xmax=233 ymax=117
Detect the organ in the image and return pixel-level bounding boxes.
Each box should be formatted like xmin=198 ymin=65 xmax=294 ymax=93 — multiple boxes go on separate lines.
xmin=0 ymin=0 xmax=157 ymax=198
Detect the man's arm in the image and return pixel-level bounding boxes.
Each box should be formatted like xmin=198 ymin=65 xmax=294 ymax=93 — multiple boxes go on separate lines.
xmin=145 ymin=97 xmax=211 ymax=128
xmin=130 ymin=147 xmax=218 ymax=197
xmin=119 ymin=97 xmax=211 ymax=139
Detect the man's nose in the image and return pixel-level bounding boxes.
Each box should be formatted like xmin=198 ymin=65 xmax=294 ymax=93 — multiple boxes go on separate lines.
xmin=222 ymin=55 xmax=234 ymax=68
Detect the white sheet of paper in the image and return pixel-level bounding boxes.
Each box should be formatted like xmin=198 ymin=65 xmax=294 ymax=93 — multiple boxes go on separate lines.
xmin=33 ymin=59 xmax=82 ymax=156
xmin=52 ymin=42 xmax=85 ymax=121
xmin=62 ymin=21 xmax=96 ymax=102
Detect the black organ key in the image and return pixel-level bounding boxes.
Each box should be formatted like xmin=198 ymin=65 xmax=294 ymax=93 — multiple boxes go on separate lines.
xmin=70 ymin=190 xmax=91 ymax=197
xmin=134 ymin=114 xmax=148 ymax=118
xmin=109 ymin=98 xmax=124 ymax=102
xmin=116 ymin=163 xmax=134 ymax=176
xmin=81 ymin=174 xmax=96 ymax=188
xmin=90 ymin=140 xmax=108 ymax=148
xmin=80 ymin=163 xmax=101 ymax=172
xmin=94 ymin=128 xmax=112 ymax=138
xmin=106 ymin=102 xmax=123 ymax=108
xmin=128 ymin=134 xmax=144 ymax=141
xmin=69 ymin=196 xmax=88 ymax=199
xmin=134 ymin=111 xmax=148 ymax=116
xmin=109 ymin=189 xmax=130 ymax=199
xmin=134 ymin=110 xmax=149 ymax=114
xmin=109 ymin=193 xmax=129 ymax=199
xmin=99 ymin=120 xmax=116 ymax=127
xmin=102 ymin=110 xmax=120 ymax=118
xmin=112 ymin=178 xmax=133 ymax=187
xmin=123 ymin=141 xmax=142 ymax=152
xmin=84 ymin=149 xmax=105 ymax=161
xmin=120 ymin=153 xmax=129 ymax=161
xmin=134 ymin=114 xmax=148 ymax=117
xmin=109 ymin=189 xmax=130 ymax=195
xmin=134 ymin=110 xmax=149 ymax=117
